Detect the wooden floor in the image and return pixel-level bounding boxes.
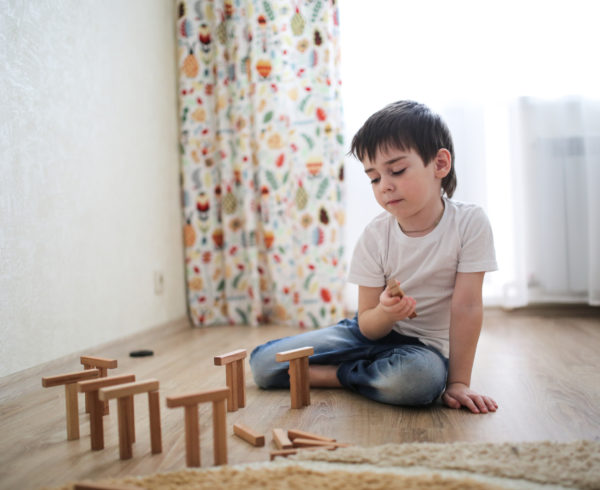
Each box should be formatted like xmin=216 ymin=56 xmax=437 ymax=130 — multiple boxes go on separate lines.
xmin=1 ymin=306 xmax=599 ymax=489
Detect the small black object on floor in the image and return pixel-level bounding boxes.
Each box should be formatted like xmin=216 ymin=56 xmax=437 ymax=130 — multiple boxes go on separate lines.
xmin=129 ymin=349 xmax=154 ymax=357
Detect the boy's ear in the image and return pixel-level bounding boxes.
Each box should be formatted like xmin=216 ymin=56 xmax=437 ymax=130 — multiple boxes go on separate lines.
xmin=433 ymin=149 xmax=452 ymax=178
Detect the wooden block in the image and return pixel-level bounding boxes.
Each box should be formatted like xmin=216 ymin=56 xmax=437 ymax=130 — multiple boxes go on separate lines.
xmin=275 ymin=346 xmax=314 ymax=362
xmin=42 ymin=370 xmax=100 ymax=441
xmin=168 ymin=388 xmax=230 ymax=467
xmin=74 ymin=482 xmax=140 ymax=490
xmin=42 ymin=369 xmax=100 ymax=388
xmin=127 ymin=395 xmax=136 ymax=444
xmin=166 ymin=388 xmax=229 ymax=408
xmin=289 ymin=359 xmax=302 ymax=409
xmin=88 ymin=390 xmax=104 ymax=450
xmin=213 ymin=349 xmax=247 ymax=365
xmin=98 ymin=379 xmax=159 ymax=401
xmin=65 ymin=383 xmax=80 ymax=440
xmin=386 ymin=278 xmax=404 ymax=297
xmin=272 ymin=428 xmax=293 ymax=449
xmin=277 ymin=347 xmax=313 ymax=409
xmin=269 ymin=448 xmax=297 ymax=460
xmin=212 ymin=398 xmax=227 ymax=465
xmin=86 ymin=390 xmax=105 ymax=451
xmin=387 ymin=279 xmax=417 ymax=318
xmin=184 ymin=405 xmax=200 ymax=467
xmin=236 ymin=360 xmax=246 ymax=408
xmin=148 ymin=390 xmax=162 ymax=454
xmin=117 ymin=397 xmax=133 ymax=460
xmin=300 ymin=356 xmax=310 ymax=406
xmin=292 ymin=437 xmax=350 ymax=448
xmin=233 ymin=423 xmax=265 ymax=447
xmin=81 ymin=357 xmax=117 ymax=413
xmin=78 ymin=374 xmax=136 ymax=393
xmin=288 ymin=428 xmax=336 ymax=443
xmin=80 ymin=355 xmax=118 ymax=369
xmin=215 ymin=351 xmax=247 ymax=412
xmin=82 ymin=363 xmax=92 ymax=413
xmin=225 ymin=363 xmax=238 ymax=411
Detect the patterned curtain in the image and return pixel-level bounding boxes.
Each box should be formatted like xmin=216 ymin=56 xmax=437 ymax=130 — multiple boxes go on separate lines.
xmin=177 ymin=0 xmax=346 ymax=328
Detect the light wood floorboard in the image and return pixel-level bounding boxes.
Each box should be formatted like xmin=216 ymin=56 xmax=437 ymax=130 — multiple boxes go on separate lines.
xmin=1 ymin=307 xmax=599 ymax=488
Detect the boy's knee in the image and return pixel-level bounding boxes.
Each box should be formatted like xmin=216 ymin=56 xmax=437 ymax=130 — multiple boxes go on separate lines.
xmin=249 ymin=343 xmax=286 ymax=389
xmin=249 ymin=345 xmax=269 ymax=388
xmin=374 ymin=351 xmax=447 ymax=406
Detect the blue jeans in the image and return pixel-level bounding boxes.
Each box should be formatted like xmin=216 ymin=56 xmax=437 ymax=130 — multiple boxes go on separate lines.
xmin=249 ymin=316 xmax=448 ymax=406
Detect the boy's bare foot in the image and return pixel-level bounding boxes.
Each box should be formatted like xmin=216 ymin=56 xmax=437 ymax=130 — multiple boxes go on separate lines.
xmin=308 ymin=365 xmax=342 ymax=388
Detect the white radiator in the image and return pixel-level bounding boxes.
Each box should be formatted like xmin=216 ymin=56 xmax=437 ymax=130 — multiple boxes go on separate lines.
xmin=515 ymin=98 xmax=598 ymax=302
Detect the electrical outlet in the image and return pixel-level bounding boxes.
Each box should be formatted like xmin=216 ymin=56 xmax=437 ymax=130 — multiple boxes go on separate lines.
xmin=154 ymin=271 xmax=164 ymax=295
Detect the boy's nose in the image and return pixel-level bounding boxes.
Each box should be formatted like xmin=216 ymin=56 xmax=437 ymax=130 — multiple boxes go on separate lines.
xmin=381 ymin=177 xmax=395 ymax=192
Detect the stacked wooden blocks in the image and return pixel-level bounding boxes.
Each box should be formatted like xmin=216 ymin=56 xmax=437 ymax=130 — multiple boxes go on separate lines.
xmin=166 ymin=388 xmax=229 ymax=467
xmin=98 ymin=379 xmax=162 ymax=460
xmin=275 ymin=346 xmax=314 ymax=408
xmin=42 ymin=369 xmax=101 ymax=440
xmin=80 ymin=356 xmax=118 ymax=414
xmin=78 ymin=373 xmax=136 ymax=450
xmin=214 ymin=349 xmax=247 ymax=411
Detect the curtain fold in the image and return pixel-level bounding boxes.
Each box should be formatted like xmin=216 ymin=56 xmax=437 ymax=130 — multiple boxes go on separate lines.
xmin=177 ymin=0 xmax=346 ymax=327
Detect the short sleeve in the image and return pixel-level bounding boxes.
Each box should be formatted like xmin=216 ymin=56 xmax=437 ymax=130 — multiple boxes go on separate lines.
xmin=347 ymin=222 xmax=387 ymax=287
xmin=457 ymin=206 xmax=498 ymax=273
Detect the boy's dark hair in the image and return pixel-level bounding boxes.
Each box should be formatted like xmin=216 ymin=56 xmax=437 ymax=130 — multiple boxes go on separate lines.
xmin=350 ymin=100 xmax=457 ymax=198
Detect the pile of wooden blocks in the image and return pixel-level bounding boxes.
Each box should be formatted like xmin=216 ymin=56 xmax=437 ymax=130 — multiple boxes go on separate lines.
xmin=41 ymin=343 xmax=348 ymax=473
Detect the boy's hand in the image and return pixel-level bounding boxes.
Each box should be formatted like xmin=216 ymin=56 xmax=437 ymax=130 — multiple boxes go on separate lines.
xmin=442 ymin=382 xmax=498 ymax=414
xmin=378 ymin=286 xmax=417 ymax=321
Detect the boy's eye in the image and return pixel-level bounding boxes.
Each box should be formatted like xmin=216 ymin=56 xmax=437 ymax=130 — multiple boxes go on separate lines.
xmin=391 ymin=169 xmax=406 ymax=176
xmin=370 ymin=177 xmax=380 ymax=184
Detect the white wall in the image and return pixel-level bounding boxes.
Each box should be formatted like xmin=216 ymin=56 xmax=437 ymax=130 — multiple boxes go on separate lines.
xmin=0 ymin=0 xmax=187 ymax=377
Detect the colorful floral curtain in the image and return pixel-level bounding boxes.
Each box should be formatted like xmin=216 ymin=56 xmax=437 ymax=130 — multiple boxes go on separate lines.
xmin=177 ymin=0 xmax=346 ymax=328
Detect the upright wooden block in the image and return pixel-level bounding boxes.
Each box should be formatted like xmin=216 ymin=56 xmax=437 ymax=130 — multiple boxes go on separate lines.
xmin=42 ymin=369 xmax=100 ymax=440
xmin=116 ymin=397 xmax=133 ymax=460
xmin=166 ymin=387 xmax=230 ymax=467
xmin=184 ymin=405 xmax=200 ymax=467
xmin=275 ymin=346 xmax=314 ymax=409
xmin=99 ymin=379 xmax=162 ymax=460
xmin=212 ymin=397 xmax=227 ymax=465
xmin=81 ymin=356 xmax=118 ymax=414
xmin=300 ymin=356 xmax=310 ymax=406
xmin=78 ymin=374 xmax=136 ymax=450
xmin=387 ymin=279 xmax=417 ymax=318
xmin=148 ymin=390 xmax=162 ymax=454
xmin=214 ymin=349 xmax=247 ymax=412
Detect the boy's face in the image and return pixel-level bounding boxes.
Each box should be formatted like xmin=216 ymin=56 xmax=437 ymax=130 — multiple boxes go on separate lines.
xmin=362 ymin=146 xmax=449 ymax=228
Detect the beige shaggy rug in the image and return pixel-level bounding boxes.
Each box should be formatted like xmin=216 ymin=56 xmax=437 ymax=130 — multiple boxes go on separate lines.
xmin=54 ymin=440 xmax=600 ymax=490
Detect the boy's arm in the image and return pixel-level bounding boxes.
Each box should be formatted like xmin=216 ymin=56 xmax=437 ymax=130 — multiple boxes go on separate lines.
xmin=443 ymin=271 xmax=498 ymax=413
xmin=357 ymin=285 xmax=416 ymax=340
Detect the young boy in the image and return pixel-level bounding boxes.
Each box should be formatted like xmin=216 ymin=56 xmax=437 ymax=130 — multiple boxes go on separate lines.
xmin=250 ymin=100 xmax=498 ymax=414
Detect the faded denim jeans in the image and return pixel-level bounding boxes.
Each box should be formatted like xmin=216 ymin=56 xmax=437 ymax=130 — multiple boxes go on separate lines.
xmin=250 ymin=316 xmax=448 ymax=406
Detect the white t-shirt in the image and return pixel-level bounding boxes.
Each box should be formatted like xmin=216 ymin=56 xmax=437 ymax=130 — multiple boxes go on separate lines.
xmin=347 ymin=198 xmax=498 ymax=358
